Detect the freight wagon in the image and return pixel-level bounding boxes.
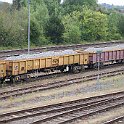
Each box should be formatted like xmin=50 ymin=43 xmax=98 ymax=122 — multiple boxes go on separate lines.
xmin=0 ymin=61 xmax=6 ymax=83
xmin=0 ymin=45 xmax=124 ymax=83
xmin=85 ymin=45 xmax=124 ymax=68
xmin=5 ymin=50 xmax=89 ymax=82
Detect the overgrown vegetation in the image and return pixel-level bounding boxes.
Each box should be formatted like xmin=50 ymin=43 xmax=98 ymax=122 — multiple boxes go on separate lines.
xmin=0 ymin=0 xmax=124 ymax=49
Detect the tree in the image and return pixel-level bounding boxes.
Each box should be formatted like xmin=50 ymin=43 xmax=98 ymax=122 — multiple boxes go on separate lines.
xmin=62 ymin=11 xmax=81 ymax=43
xmin=44 ymin=0 xmax=61 ymax=15
xmin=62 ymin=7 xmax=109 ymax=42
xmin=29 ymin=0 xmax=49 ymax=45
xmin=44 ymin=0 xmax=64 ymax=44
xmin=63 ymin=0 xmax=97 ymax=14
xmin=12 ymin=0 xmax=21 ymax=10
xmin=45 ymin=16 xmax=64 ymax=44
xmin=0 ymin=9 xmax=28 ymax=47
xmin=80 ymin=8 xmax=108 ymax=41
xmin=118 ymin=14 xmax=124 ymax=36
xmin=107 ymin=12 xmax=121 ymax=40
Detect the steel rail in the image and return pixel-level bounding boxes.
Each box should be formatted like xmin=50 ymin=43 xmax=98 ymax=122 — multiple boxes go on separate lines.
xmin=0 ymin=67 xmax=124 ymax=100
xmin=0 ymin=91 xmax=124 ymax=123
xmin=103 ymin=116 xmax=124 ymax=124
xmin=31 ymin=94 xmax=124 ymax=124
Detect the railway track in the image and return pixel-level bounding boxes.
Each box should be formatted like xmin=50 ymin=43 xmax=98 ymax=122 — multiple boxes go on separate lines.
xmin=0 ymin=91 xmax=124 ymax=124
xmin=103 ymin=115 xmax=124 ymax=124
xmin=0 ymin=40 xmax=123 ymax=59
xmin=0 ymin=65 xmax=124 ymax=101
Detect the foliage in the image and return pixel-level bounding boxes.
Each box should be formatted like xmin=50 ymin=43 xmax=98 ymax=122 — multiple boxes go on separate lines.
xmin=62 ymin=8 xmax=109 ymax=42
xmin=107 ymin=12 xmax=121 ymax=40
xmin=44 ymin=0 xmax=61 ymax=16
xmin=30 ymin=0 xmax=49 ymax=45
xmin=44 ymin=0 xmax=64 ymax=44
xmin=12 ymin=0 xmax=21 ymax=10
xmin=0 ymin=8 xmax=27 ymax=47
xmin=80 ymin=7 xmax=108 ymax=41
xmin=63 ymin=0 xmax=97 ymax=14
xmin=62 ymin=11 xmax=81 ymax=43
xmin=118 ymin=14 xmax=124 ymax=36
xmin=0 ymin=0 xmax=124 ymax=49
xmin=45 ymin=16 xmax=64 ymax=44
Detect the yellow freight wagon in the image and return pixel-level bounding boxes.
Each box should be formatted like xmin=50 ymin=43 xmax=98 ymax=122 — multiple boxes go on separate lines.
xmin=5 ymin=50 xmax=89 ymax=82
xmin=6 ymin=60 xmax=27 ymax=76
xmin=0 ymin=61 xmax=6 ymax=79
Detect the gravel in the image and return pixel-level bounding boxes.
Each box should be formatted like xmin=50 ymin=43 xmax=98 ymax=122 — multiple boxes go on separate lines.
xmin=84 ymin=44 xmax=124 ymax=53
xmin=5 ymin=50 xmax=77 ymax=61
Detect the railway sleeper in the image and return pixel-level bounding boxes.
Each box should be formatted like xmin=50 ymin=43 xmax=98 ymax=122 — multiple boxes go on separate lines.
xmin=93 ymin=62 xmax=104 ymax=69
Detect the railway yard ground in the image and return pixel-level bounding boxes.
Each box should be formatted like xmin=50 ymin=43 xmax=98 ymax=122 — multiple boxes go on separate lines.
xmin=0 ymin=65 xmax=124 ymax=124
xmin=0 ymin=41 xmax=124 ymax=124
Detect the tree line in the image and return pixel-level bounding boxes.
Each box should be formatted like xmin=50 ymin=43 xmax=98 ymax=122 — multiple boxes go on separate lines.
xmin=0 ymin=0 xmax=124 ymax=49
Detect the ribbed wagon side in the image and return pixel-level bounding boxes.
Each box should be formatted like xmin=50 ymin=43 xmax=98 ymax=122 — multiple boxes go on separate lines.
xmin=5 ymin=52 xmax=89 ymax=82
xmin=85 ymin=47 xmax=124 ymax=68
xmin=0 ymin=61 xmax=6 ymax=83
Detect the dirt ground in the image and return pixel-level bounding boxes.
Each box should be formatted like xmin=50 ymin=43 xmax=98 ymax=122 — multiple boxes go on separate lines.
xmin=0 ymin=73 xmax=124 ymax=115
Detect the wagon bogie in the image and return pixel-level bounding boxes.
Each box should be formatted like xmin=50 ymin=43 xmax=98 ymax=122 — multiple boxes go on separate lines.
xmin=93 ymin=62 xmax=104 ymax=69
xmin=69 ymin=64 xmax=85 ymax=73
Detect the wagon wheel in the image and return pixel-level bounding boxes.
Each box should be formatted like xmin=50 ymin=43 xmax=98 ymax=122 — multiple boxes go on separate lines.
xmin=60 ymin=68 xmax=65 ymax=72
xmin=71 ymin=65 xmax=80 ymax=73
xmin=80 ymin=65 xmax=85 ymax=72
xmin=10 ymin=77 xmax=16 ymax=83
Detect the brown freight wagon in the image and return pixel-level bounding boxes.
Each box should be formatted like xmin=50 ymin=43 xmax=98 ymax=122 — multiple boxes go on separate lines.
xmin=5 ymin=51 xmax=89 ymax=82
xmin=85 ymin=46 xmax=124 ymax=68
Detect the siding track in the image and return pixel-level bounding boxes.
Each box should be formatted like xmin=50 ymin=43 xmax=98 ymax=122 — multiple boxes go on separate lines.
xmin=0 ymin=91 xmax=124 ymax=124
xmin=103 ymin=116 xmax=124 ymax=124
xmin=0 ymin=40 xmax=124 ymax=59
xmin=0 ymin=65 xmax=124 ymax=101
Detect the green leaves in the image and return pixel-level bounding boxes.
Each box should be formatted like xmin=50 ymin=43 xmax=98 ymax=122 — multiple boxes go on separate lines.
xmin=63 ymin=0 xmax=97 ymax=14
xmin=29 ymin=0 xmax=49 ymax=45
xmin=0 ymin=0 xmax=123 ymax=49
xmin=62 ymin=8 xmax=109 ymax=43
xmin=118 ymin=14 xmax=124 ymax=36
xmin=107 ymin=12 xmax=121 ymax=40
xmin=80 ymin=8 xmax=108 ymax=41
xmin=62 ymin=11 xmax=81 ymax=43
xmin=0 ymin=8 xmax=28 ymax=47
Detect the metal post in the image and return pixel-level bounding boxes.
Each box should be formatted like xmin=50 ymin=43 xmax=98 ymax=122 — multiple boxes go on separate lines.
xmin=96 ymin=50 xmax=102 ymax=83
xmin=97 ymin=53 xmax=100 ymax=83
xmin=28 ymin=0 xmax=30 ymax=54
